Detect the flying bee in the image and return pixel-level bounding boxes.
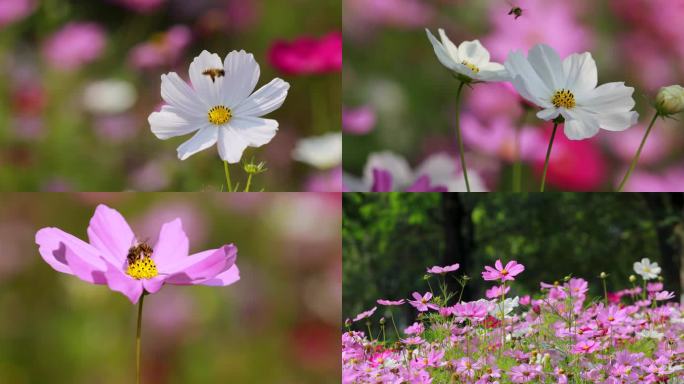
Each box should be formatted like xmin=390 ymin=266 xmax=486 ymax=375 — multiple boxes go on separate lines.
xmin=127 ymin=241 xmax=153 ymax=264
xmin=506 ymin=0 xmax=524 ymax=19
xmin=202 ymin=68 xmax=225 ymax=82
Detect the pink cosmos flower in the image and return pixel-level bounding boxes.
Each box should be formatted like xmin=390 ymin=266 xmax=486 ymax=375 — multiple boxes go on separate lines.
xmin=451 ymin=301 xmax=488 ymax=323
xmin=35 ymin=204 xmax=239 ymax=304
xmin=426 ymin=263 xmax=459 ymax=274
xmin=509 ymin=363 xmax=542 ymax=383
xmin=268 ymin=32 xmax=342 ymax=76
xmin=655 ymin=291 xmax=675 ymax=301
xmin=408 ymin=292 xmax=439 ymax=312
xmin=353 ymin=306 xmax=377 ymax=322
xmin=128 ymin=25 xmax=192 ymax=70
xmin=486 ymin=284 xmax=510 ymax=299
xmin=571 ymin=340 xmax=601 ymax=355
xmin=42 ymin=22 xmax=107 ymax=71
xmin=342 ymin=106 xmax=376 ymax=135
xmin=111 ymin=0 xmax=165 ymax=13
xmin=0 ymin=0 xmax=34 ymax=27
xmin=404 ymin=322 xmax=424 ymax=335
xmin=482 ymin=260 xmax=524 ymax=282
xmin=377 ymin=298 xmax=405 ymax=306
xmin=401 ymin=336 xmax=424 ymax=345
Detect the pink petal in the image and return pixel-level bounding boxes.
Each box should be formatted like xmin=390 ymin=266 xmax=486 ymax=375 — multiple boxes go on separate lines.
xmin=102 ymin=259 xmax=144 ymax=304
xmin=87 ymin=204 xmax=135 ymax=266
xmin=152 ymin=218 xmax=189 ymax=268
xmin=200 ymin=265 xmax=240 ymax=286
xmin=508 ymin=263 xmax=525 ymax=276
xmin=494 ymin=259 xmax=503 ymax=271
xmin=64 ymin=244 xmax=108 ymax=284
xmin=162 ymin=244 xmax=237 ymax=285
xmin=142 ymin=275 xmax=166 ymax=294
xmin=424 ymin=292 xmax=432 ymax=301
xmin=36 ymin=227 xmax=106 ymax=276
xmin=412 ymin=292 xmax=422 ymax=301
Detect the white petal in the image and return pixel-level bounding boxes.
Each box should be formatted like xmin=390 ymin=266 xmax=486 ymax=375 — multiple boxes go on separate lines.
xmin=527 ymin=44 xmax=564 ymax=91
xmin=222 ymin=50 xmax=261 ymax=108
xmin=504 ymin=50 xmax=552 ymax=107
xmin=597 ymin=110 xmax=639 ymax=132
xmin=580 ymin=82 xmax=636 ymax=113
xmin=160 ymin=73 xmax=206 ymax=118
xmin=149 ymin=105 xmax=203 ymax=139
xmin=563 ymin=108 xmax=600 ymax=140
xmin=438 ymin=29 xmax=460 ymax=62
xmin=562 ymin=52 xmax=597 ymax=98
xmin=457 ymin=40 xmax=490 ymax=66
xmin=232 ymin=78 xmax=290 ymax=117
xmin=362 ymin=151 xmax=413 ymax=189
xmin=477 ymin=62 xmax=509 ymax=82
xmin=425 ymin=29 xmax=459 ymax=72
xmin=227 ymin=116 xmax=278 ymax=147
xmin=176 ymin=125 xmax=218 ymax=160
xmin=216 ymin=126 xmax=250 ymax=164
xmin=189 ymin=50 xmax=224 ymax=107
xmin=536 ymin=108 xmax=560 ymax=121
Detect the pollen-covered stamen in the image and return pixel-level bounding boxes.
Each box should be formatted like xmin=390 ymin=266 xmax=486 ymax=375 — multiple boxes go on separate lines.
xmin=552 ymin=89 xmax=576 ymax=109
xmin=208 ymin=106 xmax=232 ymax=125
xmin=461 ymin=60 xmax=480 ymax=73
xmin=126 ymin=242 xmax=158 ymax=280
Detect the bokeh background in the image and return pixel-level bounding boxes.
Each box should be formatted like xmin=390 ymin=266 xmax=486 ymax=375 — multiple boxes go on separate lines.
xmin=343 ymin=0 xmax=684 ymax=191
xmin=0 ymin=192 xmax=341 ymax=383
xmin=343 ymin=193 xmax=684 ymax=330
xmin=0 ymin=0 xmax=341 ymax=191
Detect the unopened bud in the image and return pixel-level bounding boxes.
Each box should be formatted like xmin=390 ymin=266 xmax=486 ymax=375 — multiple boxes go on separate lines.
xmin=600 ymin=272 xmax=607 ymax=279
xmin=656 ymin=85 xmax=684 ymax=115
xmin=629 ymin=275 xmax=637 ymax=283
xmin=379 ymin=317 xmax=386 ymax=325
xmin=243 ymin=160 xmax=268 ymax=175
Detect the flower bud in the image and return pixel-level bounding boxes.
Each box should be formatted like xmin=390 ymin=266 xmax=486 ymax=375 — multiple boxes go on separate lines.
xmin=629 ymin=275 xmax=637 ymax=283
xmin=656 ymin=85 xmax=684 ymax=115
xmin=379 ymin=317 xmax=386 ymax=325
xmin=599 ymin=272 xmax=607 ymax=279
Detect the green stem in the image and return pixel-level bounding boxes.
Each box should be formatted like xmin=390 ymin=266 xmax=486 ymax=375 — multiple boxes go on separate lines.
xmin=617 ymin=112 xmax=659 ymax=192
xmin=244 ymin=173 xmax=253 ymax=192
xmin=602 ymin=278 xmax=608 ymax=307
xmin=223 ymin=161 xmax=233 ymax=192
xmin=454 ymin=81 xmax=471 ymax=192
xmin=136 ymin=294 xmax=145 ymax=384
xmin=390 ymin=313 xmax=401 ymax=340
xmin=539 ymin=122 xmax=559 ymax=192
xmin=512 ymin=107 xmax=530 ymax=192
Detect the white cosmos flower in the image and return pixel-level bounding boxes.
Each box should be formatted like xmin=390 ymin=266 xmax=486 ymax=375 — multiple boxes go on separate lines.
xmin=425 ymin=28 xmax=508 ymax=82
xmin=504 ymin=44 xmax=638 ymax=140
xmin=633 ymin=258 xmax=661 ymax=280
xmin=292 ymin=132 xmax=342 ymax=169
xmin=148 ymin=50 xmax=290 ymax=163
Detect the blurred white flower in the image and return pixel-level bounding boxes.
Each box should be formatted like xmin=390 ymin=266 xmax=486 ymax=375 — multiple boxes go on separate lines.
xmin=505 ymin=44 xmax=638 ymax=139
xmin=292 ymin=132 xmax=342 ymax=169
xmin=82 ymin=79 xmax=137 ymax=114
xmin=426 ymin=28 xmax=508 ymax=82
xmin=633 ymin=258 xmax=661 ymax=280
xmin=148 ymin=50 xmax=290 ymax=163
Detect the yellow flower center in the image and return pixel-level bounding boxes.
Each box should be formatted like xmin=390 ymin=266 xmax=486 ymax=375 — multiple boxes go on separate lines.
xmin=208 ymin=106 xmax=232 ymax=125
xmin=552 ymin=89 xmax=576 ymax=109
xmin=461 ymin=60 xmax=480 ymax=73
xmin=127 ymin=256 xmax=158 ymax=279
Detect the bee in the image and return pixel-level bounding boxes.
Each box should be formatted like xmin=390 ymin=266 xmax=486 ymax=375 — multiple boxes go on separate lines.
xmin=202 ymin=68 xmax=226 ymax=82
xmin=127 ymin=241 xmax=153 ymax=264
xmin=506 ymin=0 xmax=524 ymax=19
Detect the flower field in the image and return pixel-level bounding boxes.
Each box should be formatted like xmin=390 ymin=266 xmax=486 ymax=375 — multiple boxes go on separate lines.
xmin=343 ymin=258 xmax=684 ymax=383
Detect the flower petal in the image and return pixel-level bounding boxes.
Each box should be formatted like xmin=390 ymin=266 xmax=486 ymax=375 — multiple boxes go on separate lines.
xmin=527 ymin=44 xmax=564 ymax=91
xmin=232 ymin=78 xmax=290 ymax=117
xmin=562 ymin=52 xmax=597 ymax=98
xmin=36 ymin=227 xmax=105 ymax=275
xmin=142 ymin=275 xmax=166 ymax=294
xmin=199 ymin=265 xmax=240 ymax=287
xmin=102 ymin=259 xmax=144 ymax=304
xmin=189 ymin=50 xmax=224 ymax=107
xmin=216 ymin=126 xmax=249 ymax=164
xmin=149 ymin=105 xmax=203 ymax=139
xmin=227 ymin=116 xmax=278 ymax=146
xmin=597 ymin=110 xmax=639 ymax=132
xmin=162 ymin=244 xmax=237 ymax=285
xmin=458 ymin=40 xmax=490 ymax=66
xmin=64 ymin=245 xmax=108 ymax=284
xmin=222 ymin=50 xmax=261 ymax=108
xmin=438 ymin=29 xmax=460 ymax=62
xmin=505 ymin=50 xmax=551 ymax=107
xmin=580 ymin=82 xmax=636 ymax=114
xmin=160 ymin=72 xmax=207 ymax=118
xmin=425 ymin=29 xmax=458 ymax=72
xmin=563 ymin=108 xmax=601 ymax=140
xmin=176 ymin=125 xmax=218 ymax=160
xmin=152 ymin=218 xmax=189 ymax=268
xmin=87 ymin=204 xmax=135 ymax=266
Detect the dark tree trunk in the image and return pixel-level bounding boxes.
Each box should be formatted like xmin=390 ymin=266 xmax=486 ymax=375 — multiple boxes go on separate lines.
xmin=441 ymin=193 xmax=475 ymax=301
xmin=641 ymin=193 xmax=683 ymax=296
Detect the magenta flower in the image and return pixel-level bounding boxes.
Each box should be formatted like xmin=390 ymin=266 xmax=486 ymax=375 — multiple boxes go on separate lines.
xmin=509 ymin=364 xmax=542 ymax=383
xmin=485 ymin=284 xmax=510 ymax=299
xmin=427 ymin=263 xmax=460 ymax=275
xmin=408 ymin=292 xmax=439 ymax=312
xmin=42 ymin=22 xmax=107 ymax=71
xmin=36 ymin=204 xmax=240 ymax=304
xmin=377 ymin=298 xmax=405 ymax=306
xmin=571 ymin=340 xmax=602 ymax=355
xmin=342 ymin=106 xmax=376 ymax=135
xmin=404 ymin=322 xmax=424 ymax=335
xmin=127 ymin=25 xmax=192 ymax=70
xmin=268 ymin=32 xmax=342 ymax=76
xmin=482 ymin=259 xmax=525 ymax=282
xmin=353 ymin=306 xmax=377 ymax=322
